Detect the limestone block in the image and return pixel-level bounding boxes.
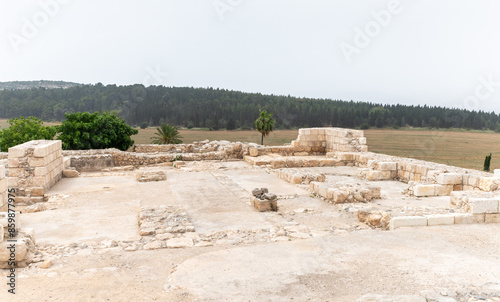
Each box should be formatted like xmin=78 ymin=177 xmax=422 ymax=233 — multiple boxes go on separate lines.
xmin=377 ymin=162 xmax=397 ymax=171
xmin=358 ymin=137 xmax=367 ymax=145
xmin=485 ymin=213 xmax=500 ymax=223
xmin=389 ymin=216 xmax=427 ymax=230
xmin=450 ymin=191 xmax=463 ymax=205
xmin=0 ymin=238 xmax=29 ymax=262
xmin=9 ymin=168 xmax=25 ymax=178
xmin=326 ymin=188 xmax=335 ymax=199
xmin=0 ymin=178 xmax=6 ymax=193
xmin=28 ymin=157 xmax=47 ymax=167
xmin=251 ymin=196 xmax=277 ymax=212
xmin=34 ymin=167 xmax=48 ymax=177
xmin=7 ymin=158 xmax=19 ymax=168
xmin=338 ymin=153 xmax=355 ymax=161
xmin=413 ymin=185 xmax=436 ymax=197
xmin=8 ymin=177 xmax=18 ymax=188
xmin=270 ymin=159 xmax=286 ymax=169
xmin=318 ymin=185 xmax=328 ymax=198
xmin=291 ymin=174 xmax=302 ymax=184
xmin=436 ymin=173 xmax=462 ymax=185
xmin=8 ymin=146 xmax=26 ymax=158
xmin=468 ymin=176 xmax=479 ymax=187
xmin=249 ymin=147 xmax=259 ymax=157
xmin=453 ymin=213 xmax=485 ymax=224
xmin=479 ymin=177 xmax=500 ymax=191
xmin=426 ymin=214 xmax=455 ymax=226
xmin=435 ymin=185 xmax=453 ymax=196
xmin=29 ymin=187 xmax=44 ymax=197
xmin=333 ymin=190 xmax=348 ymax=203
xmin=33 ymin=146 xmax=49 ymax=157
xmin=31 ymin=177 xmax=46 ymax=187
xmin=63 ymin=170 xmax=80 ymax=178
xmin=136 ymin=171 xmax=167 ymax=182
xmin=467 ymin=198 xmax=499 ymax=214
xmin=366 ymin=171 xmax=391 ymax=181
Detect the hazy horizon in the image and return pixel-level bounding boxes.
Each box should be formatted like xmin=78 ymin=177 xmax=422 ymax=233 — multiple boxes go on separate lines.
xmin=2 ymin=0 xmax=500 ymax=113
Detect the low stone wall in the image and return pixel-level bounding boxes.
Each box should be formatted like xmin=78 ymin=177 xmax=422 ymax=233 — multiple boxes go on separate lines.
xmin=70 ymin=154 xmax=114 ymax=172
xmin=331 ymin=151 xmax=493 ymax=195
xmin=310 ymin=181 xmax=381 ymax=203
xmin=8 ymin=140 xmax=63 ymax=204
xmin=0 ymin=153 xmax=7 ymax=160
xmin=276 ymin=168 xmax=325 ymax=184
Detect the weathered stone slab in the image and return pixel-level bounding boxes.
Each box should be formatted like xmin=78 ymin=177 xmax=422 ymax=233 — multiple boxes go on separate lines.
xmin=467 ymin=198 xmax=499 ymax=214
xmin=389 ymin=216 xmax=427 ymax=230
xmin=426 ymin=214 xmax=455 ymax=226
xmin=136 ymin=171 xmax=166 ymax=182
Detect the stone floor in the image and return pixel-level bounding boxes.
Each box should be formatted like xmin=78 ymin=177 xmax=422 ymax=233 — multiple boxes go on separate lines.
xmin=1 ymin=159 xmax=499 ymax=301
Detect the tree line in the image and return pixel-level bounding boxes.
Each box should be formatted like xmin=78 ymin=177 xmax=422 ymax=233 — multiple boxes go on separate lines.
xmin=0 ymin=83 xmax=499 ymax=131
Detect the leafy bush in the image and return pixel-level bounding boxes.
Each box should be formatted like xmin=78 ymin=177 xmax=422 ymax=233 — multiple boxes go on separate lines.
xmin=360 ymin=123 xmax=369 ymax=129
xmin=140 ymin=122 xmax=148 ymax=129
xmin=0 ymin=117 xmax=57 ymax=151
xmin=57 ymin=112 xmax=138 ymax=151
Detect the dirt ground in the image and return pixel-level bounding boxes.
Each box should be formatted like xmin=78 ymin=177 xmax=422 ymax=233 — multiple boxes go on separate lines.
xmin=1 ymin=161 xmax=499 ymax=301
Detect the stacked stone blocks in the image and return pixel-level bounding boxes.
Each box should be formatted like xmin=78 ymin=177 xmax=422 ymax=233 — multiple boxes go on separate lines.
xmin=8 ymin=140 xmax=63 ymax=204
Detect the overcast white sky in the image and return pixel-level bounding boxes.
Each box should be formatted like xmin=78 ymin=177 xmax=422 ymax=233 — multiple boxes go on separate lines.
xmin=1 ymin=0 xmax=500 ymax=113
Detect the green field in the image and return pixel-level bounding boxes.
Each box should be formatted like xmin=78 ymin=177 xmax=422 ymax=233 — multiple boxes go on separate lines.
xmin=1 ymin=118 xmax=498 ymax=171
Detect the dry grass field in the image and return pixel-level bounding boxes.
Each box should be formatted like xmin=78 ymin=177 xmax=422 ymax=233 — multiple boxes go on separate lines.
xmin=1 ymin=117 xmax=498 ymax=171
xmin=133 ymin=128 xmax=299 ymax=146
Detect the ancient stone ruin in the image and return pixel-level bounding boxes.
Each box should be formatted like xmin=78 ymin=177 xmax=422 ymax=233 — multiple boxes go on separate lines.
xmin=0 ymin=128 xmax=499 ymax=300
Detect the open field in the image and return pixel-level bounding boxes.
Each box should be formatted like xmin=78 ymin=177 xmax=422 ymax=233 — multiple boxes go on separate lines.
xmin=133 ymin=128 xmax=299 ymax=146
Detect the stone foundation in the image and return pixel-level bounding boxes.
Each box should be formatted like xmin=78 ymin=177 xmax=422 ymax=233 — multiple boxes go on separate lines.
xmin=309 ymin=181 xmax=381 ymax=203
xmin=8 ymin=140 xmax=63 ymax=204
xmin=276 ymin=168 xmax=325 ymax=184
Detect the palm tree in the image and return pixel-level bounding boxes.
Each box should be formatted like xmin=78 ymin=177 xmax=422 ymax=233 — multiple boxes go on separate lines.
xmin=254 ymin=110 xmax=276 ymax=145
xmin=151 ymin=124 xmax=183 ymax=144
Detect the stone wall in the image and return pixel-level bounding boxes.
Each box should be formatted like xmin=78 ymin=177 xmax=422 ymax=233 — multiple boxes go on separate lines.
xmin=8 ymin=140 xmax=63 ymax=204
xmin=0 ymin=166 xmax=5 ymax=211
xmin=291 ymin=128 xmax=367 ymax=153
xmin=330 ymin=151 xmax=494 ymax=195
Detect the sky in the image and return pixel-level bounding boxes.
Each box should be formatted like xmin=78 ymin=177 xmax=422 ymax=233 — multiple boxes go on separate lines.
xmin=1 ymin=0 xmax=500 ymax=113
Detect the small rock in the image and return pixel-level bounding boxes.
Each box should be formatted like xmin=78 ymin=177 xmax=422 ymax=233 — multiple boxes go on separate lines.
xmin=40 ymin=260 xmax=53 ymax=269
xmin=139 ymin=228 xmax=155 ymax=236
xmin=166 ymin=238 xmax=194 ymax=248
xmin=155 ymin=233 xmax=174 ymax=241
xmin=143 ymin=241 xmax=163 ymax=250
xmin=252 ymin=188 xmax=262 ymax=196
xmin=263 ymin=193 xmax=277 ymax=200
xmin=124 ymin=244 xmax=138 ymax=252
